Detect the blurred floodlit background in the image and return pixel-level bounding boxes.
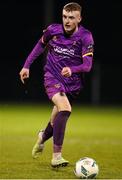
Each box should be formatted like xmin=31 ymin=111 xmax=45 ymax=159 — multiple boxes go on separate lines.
xmin=0 ymin=0 xmax=122 ymax=105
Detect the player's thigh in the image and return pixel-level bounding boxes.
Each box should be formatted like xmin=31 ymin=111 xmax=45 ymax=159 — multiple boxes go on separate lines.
xmin=50 ymin=105 xmax=59 ymax=125
xmin=52 ymin=92 xmax=72 ymax=112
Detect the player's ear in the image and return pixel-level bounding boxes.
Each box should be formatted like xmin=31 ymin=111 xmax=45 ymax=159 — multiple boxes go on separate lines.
xmin=78 ymin=16 xmax=82 ymax=23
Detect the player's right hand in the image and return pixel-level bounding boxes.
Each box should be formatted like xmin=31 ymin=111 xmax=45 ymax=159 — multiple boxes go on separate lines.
xmin=19 ymin=68 xmax=29 ymax=84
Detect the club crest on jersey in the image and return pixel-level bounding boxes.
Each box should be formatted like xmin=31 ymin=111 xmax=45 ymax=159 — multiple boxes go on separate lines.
xmin=54 ymin=84 xmax=61 ymax=88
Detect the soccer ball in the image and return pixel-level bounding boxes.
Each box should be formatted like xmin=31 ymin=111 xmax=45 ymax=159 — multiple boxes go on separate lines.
xmin=74 ymin=157 xmax=99 ymax=179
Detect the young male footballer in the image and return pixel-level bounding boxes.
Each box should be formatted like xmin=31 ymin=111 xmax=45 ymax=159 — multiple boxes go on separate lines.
xmin=19 ymin=2 xmax=94 ymax=167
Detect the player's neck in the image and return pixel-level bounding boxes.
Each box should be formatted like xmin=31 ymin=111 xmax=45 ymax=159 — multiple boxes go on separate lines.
xmin=73 ymin=26 xmax=79 ymax=33
xmin=64 ymin=26 xmax=79 ymax=37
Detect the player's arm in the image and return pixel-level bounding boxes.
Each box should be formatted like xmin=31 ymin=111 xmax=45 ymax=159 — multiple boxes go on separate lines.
xmin=19 ymin=37 xmax=46 ymax=83
xmin=19 ymin=26 xmax=52 ymax=84
xmin=23 ymin=37 xmax=46 ymax=69
xmin=70 ymin=32 xmax=94 ymax=73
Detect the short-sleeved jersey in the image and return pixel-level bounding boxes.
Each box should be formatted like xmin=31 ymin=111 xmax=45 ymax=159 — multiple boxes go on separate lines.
xmin=43 ymin=24 xmax=94 ymax=93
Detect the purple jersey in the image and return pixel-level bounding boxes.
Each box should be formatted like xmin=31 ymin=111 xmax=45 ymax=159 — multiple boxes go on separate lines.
xmin=43 ymin=24 xmax=94 ymax=93
xmin=23 ymin=23 xmax=94 ymax=99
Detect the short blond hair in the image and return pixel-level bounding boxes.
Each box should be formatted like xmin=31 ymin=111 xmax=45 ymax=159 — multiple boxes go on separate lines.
xmin=63 ymin=2 xmax=82 ymax=14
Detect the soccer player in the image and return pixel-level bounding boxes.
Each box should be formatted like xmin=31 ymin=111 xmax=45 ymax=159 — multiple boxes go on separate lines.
xmin=19 ymin=2 xmax=94 ymax=167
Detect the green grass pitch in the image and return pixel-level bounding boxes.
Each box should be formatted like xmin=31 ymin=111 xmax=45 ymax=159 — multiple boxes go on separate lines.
xmin=0 ymin=103 xmax=122 ymax=179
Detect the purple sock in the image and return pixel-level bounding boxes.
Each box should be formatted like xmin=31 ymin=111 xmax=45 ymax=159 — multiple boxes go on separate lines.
xmin=41 ymin=122 xmax=53 ymax=144
xmin=53 ymin=111 xmax=71 ymax=153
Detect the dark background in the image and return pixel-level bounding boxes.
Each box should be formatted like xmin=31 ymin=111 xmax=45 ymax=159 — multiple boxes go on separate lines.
xmin=0 ymin=0 xmax=122 ymax=105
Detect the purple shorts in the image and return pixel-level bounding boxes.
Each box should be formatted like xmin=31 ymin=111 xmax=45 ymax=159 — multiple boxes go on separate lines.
xmin=44 ymin=72 xmax=81 ymax=101
xmin=44 ymin=72 xmax=66 ymax=100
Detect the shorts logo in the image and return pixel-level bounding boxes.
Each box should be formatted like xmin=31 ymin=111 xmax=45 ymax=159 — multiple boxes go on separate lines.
xmin=54 ymin=84 xmax=61 ymax=88
xmin=53 ymin=36 xmax=57 ymax=41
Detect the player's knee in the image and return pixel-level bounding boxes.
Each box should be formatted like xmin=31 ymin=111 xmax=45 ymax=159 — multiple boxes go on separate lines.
xmin=59 ymin=104 xmax=72 ymax=112
xmin=66 ymin=104 xmax=72 ymax=112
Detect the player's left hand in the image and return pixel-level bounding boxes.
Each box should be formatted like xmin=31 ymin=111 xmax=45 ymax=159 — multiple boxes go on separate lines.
xmin=61 ymin=67 xmax=72 ymax=77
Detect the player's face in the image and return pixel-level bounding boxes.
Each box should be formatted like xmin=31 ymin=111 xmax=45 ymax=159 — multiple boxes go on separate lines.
xmin=62 ymin=9 xmax=81 ymax=34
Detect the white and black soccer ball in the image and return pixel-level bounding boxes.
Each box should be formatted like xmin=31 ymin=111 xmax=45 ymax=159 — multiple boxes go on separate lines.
xmin=74 ymin=157 xmax=99 ymax=179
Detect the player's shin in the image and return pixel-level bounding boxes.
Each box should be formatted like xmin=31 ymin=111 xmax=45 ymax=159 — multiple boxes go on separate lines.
xmin=41 ymin=122 xmax=53 ymax=143
xmin=53 ymin=111 xmax=71 ymax=157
